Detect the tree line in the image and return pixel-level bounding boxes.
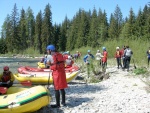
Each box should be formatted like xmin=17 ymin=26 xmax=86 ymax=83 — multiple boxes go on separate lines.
xmin=0 ymin=3 xmax=150 ymax=54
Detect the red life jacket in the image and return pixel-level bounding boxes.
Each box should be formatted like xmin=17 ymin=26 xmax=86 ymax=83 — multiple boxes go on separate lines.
xmin=50 ymin=52 xmax=68 ymax=90
xmin=50 ymin=52 xmax=65 ymax=71
xmin=102 ymin=51 xmax=108 ymax=62
xmin=1 ymin=71 xmax=11 ymax=82
xmin=115 ymin=50 xmax=122 ymax=58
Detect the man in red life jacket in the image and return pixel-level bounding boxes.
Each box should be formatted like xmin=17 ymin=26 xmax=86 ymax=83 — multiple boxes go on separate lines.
xmin=0 ymin=66 xmax=14 ymax=88
xmin=115 ymin=47 xmax=122 ymax=69
xmin=46 ymin=44 xmax=68 ymax=108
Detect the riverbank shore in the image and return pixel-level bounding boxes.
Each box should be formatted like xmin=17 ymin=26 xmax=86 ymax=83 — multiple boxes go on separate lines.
xmin=36 ymin=66 xmax=150 ymax=113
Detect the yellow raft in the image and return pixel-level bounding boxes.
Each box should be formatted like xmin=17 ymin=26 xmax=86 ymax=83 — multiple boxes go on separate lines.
xmin=37 ymin=62 xmax=45 ymax=68
xmin=14 ymin=70 xmax=80 ymax=84
xmin=0 ymin=86 xmax=50 ymax=113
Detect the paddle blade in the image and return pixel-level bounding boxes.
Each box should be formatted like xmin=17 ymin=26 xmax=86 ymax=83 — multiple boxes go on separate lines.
xmin=0 ymin=87 xmax=7 ymax=94
xmin=21 ymin=81 xmax=32 ymax=86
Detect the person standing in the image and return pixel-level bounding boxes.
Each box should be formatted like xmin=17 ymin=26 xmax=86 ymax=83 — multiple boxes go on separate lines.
xmin=115 ymin=47 xmax=122 ymax=69
xmin=120 ymin=46 xmax=126 ymax=68
xmin=95 ymin=50 xmax=103 ymax=66
xmin=65 ymin=56 xmax=74 ymax=68
xmin=0 ymin=66 xmax=14 ymax=88
xmin=101 ymin=47 xmax=108 ymax=70
xmin=146 ymin=47 xmax=150 ymax=67
xmin=46 ymin=44 xmax=68 ymax=108
xmin=123 ymin=46 xmax=133 ymax=71
xmin=83 ymin=50 xmax=94 ymax=65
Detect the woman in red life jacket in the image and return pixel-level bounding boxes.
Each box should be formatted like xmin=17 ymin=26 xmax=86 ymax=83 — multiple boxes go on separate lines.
xmin=0 ymin=66 xmax=14 ymax=88
xmin=46 ymin=44 xmax=68 ymax=108
xmin=65 ymin=56 xmax=74 ymax=68
xmin=115 ymin=47 xmax=122 ymax=69
xmin=102 ymin=47 xmax=108 ymax=69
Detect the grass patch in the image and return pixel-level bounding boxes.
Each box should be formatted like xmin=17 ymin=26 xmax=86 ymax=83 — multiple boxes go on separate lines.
xmin=133 ymin=67 xmax=148 ymax=75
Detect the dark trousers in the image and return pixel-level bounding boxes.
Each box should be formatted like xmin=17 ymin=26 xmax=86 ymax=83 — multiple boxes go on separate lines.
xmin=148 ymin=57 xmax=150 ymax=66
xmin=122 ymin=57 xmax=126 ymax=68
xmin=116 ymin=58 xmax=122 ymax=68
xmin=0 ymin=81 xmax=13 ymax=88
xmin=55 ymin=89 xmax=66 ymax=106
xmin=124 ymin=57 xmax=131 ymax=70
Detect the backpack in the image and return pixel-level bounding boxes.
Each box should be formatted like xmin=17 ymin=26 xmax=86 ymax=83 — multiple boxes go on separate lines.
xmin=125 ymin=49 xmax=132 ymax=57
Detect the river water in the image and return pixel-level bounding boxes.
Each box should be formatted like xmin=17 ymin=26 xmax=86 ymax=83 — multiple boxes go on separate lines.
xmin=0 ymin=57 xmax=40 ymax=73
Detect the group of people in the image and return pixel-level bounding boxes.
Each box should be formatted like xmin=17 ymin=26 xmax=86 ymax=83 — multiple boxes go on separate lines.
xmin=1 ymin=44 xmax=150 ymax=109
xmin=115 ymin=46 xmax=133 ymax=71
xmin=83 ymin=47 xmax=108 ymax=69
xmin=40 ymin=50 xmax=74 ymax=69
xmin=83 ymin=45 xmax=134 ymax=71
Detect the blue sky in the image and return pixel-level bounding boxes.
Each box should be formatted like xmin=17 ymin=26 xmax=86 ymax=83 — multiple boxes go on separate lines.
xmin=0 ymin=0 xmax=149 ymax=32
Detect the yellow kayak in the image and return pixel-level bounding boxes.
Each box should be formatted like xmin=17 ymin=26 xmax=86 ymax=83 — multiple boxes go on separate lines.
xmin=14 ymin=70 xmax=80 ymax=84
xmin=0 ymin=86 xmax=50 ymax=113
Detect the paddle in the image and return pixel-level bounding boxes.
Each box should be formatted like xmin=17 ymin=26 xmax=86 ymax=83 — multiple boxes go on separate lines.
xmin=0 ymin=87 xmax=7 ymax=94
xmin=132 ymin=59 xmax=137 ymax=69
xmin=20 ymin=81 xmax=32 ymax=86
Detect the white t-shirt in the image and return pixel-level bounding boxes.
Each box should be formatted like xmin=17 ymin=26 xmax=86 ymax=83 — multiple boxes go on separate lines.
xmin=46 ymin=54 xmax=53 ymax=64
xmin=95 ymin=52 xmax=102 ymax=60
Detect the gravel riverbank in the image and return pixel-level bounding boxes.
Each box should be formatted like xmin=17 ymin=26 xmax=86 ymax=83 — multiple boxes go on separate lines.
xmin=36 ymin=66 xmax=150 ymax=113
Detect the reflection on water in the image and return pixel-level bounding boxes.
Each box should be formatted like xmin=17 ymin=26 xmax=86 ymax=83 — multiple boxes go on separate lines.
xmin=0 ymin=58 xmax=40 ymax=73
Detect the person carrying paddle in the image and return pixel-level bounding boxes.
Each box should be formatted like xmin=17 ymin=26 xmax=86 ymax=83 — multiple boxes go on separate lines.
xmin=115 ymin=47 xmax=122 ymax=69
xmin=46 ymin=44 xmax=68 ymax=108
xmin=146 ymin=47 xmax=150 ymax=67
xmin=0 ymin=66 xmax=14 ymax=88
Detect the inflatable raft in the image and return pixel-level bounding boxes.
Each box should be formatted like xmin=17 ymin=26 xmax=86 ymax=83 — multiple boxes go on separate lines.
xmin=14 ymin=70 xmax=80 ymax=84
xmin=37 ymin=62 xmax=45 ymax=68
xmin=0 ymin=86 xmax=50 ymax=113
xmin=18 ymin=65 xmax=80 ymax=74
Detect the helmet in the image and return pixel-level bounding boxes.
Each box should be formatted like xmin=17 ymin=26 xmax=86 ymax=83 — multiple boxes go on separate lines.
xmin=87 ymin=50 xmax=91 ymax=53
xmin=102 ymin=47 xmax=106 ymax=51
xmin=3 ymin=66 xmax=9 ymax=71
xmin=97 ymin=50 xmax=100 ymax=52
xmin=116 ymin=47 xmax=119 ymax=50
xmin=46 ymin=45 xmax=55 ymax=51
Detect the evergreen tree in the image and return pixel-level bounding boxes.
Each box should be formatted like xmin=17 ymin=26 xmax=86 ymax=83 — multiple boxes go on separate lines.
xmin=25 ymin=7 xmax=35 ymax=48
xmin=134 ymin=8 xmax=143 ymax=38
xmin=2 ymin=15 xmax=12 ymax=52
xmin=108 ymin=14 xmax=116 ymax=39
xmin=127 ymin=8 xmax=136 ymax=38
xmin=113 ymin=5 xmax=123 ymax=39
xmin=41 ymin=3 xmax=53 ymax=53
xmin=88 ymin=7 xmax=98 ymax=47
xmin=75 ymin=10 xmax=90 ymax=48
xmin=10 ymin=3 xmax=20 ymax=53
xmin=19 ymin=8 xmax=27 ymax=52
xmin=54 ymin=24 xmax=61 ymax=51
xmin=35 ymin=10 xmax=43 ymax=54
xmin=59 ymin=16 xmax=69 ymax=51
